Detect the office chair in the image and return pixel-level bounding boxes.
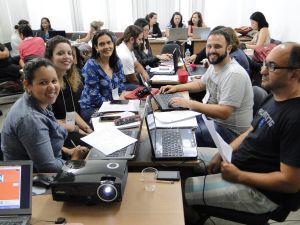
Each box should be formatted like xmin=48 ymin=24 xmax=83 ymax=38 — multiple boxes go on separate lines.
xmin=252 ymin=86 xmax=268 ymax=116
xmin=160 ymin=43 xmax=181 ymax=56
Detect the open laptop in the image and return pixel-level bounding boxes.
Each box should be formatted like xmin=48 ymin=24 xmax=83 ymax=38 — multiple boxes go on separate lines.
xmin=151 ymin=48 xmax=178 ymax=75
xmin=0 ymin=160 xmax=33 ymax=225
xmin=87 ymin=129 xmax=140 ymax=160
xmin=144 ymin=96 xmax=197 ymax=160
xmin=168 ymin=28 xmax=188 ymax=41
xmin=49 ymin=30 xmax=66 ymax=38
xmin=192 ymin=27 xmax=211 ymax=40
xmin=139 ymin=74 xmax=187 ymax=111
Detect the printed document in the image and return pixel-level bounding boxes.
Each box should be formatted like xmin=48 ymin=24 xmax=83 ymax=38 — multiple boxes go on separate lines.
xmin=99 ymin=100 xmax=139 ymax=113
xmin=202 ymin=114 xmax=232 ymax=162
xmin=81 ymin=127 xmax=137 ymax=155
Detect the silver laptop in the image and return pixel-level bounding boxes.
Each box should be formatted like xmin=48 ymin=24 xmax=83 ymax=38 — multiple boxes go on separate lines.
xmin=144 ymin=97 xmax=198 ymax=160
xmin=168 ymin=28 xmax=188 ymax=41
xmin=86 ymin=130 xmax=139 ymax=160
xmin=0 ymin=160 xmax=33 ymax=225
xmin=192 ymin=27 xmax=211 ymax=40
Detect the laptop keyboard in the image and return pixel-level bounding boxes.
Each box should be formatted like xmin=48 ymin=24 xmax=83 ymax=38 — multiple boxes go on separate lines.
xmin=156 ymin=93 xmax=183 ymax=109
xmin=106 ymin=130 xmax=133 ymax=157
xmin=161 ymin=130 xmax=183 ymax=156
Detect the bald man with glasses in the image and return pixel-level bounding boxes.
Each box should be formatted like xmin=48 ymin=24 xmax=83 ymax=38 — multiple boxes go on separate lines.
xmin=184 ymin=42 xmax=300 ymax=224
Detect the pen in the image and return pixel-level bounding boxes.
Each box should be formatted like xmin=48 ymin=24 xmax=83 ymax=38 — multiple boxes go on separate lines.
xmin=70 ymin=139 xmax=77 ymax=148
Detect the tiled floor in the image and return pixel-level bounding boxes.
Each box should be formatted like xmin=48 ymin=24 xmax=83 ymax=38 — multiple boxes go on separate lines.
xmin=1 ymin=101 xmax=300 ymax=225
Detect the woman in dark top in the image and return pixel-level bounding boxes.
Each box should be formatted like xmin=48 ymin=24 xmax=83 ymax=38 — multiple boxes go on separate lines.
xmin=145 ymin=12 xmax=162 ymax=38
xmin=45 ymin=35 xmax=92 ymax=148
xmin=39 ymin=17 xmax=54 ymax=42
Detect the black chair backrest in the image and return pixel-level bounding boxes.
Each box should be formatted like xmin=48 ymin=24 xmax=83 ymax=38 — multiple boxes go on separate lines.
xmin=253 ymin=86 xmax=268 ymax=116
xmin=160 ymin=43 xmax=180 ymax=56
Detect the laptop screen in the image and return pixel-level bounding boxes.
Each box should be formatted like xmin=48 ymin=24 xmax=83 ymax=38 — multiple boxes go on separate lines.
xmin=49 ymin=30 xmax=66 ymax=38
xmin=0 ymin=161 xmax=32 ymax=215
xmin=145 ymin=97 xmax=157 ymax=153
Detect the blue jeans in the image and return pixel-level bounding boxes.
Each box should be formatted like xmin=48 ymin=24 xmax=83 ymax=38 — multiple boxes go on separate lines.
xmin=124 ymin=82 xmax=139 ymax=91
xmin=195 ymin=115 xmax=238 ymax=147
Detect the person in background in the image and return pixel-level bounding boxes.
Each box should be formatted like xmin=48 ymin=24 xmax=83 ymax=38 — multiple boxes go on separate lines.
xmin=18 ymin=24 xmax=45 ymax=67
xmin=78 ymin=43 xmax=92 ymax=65
xmin=39 ymin=17 xmax=54 ymax=42
xmin=160 ymin=30 xmax=253 ymax=147
xmin=133 ymin=18 xmax=172 ymax=69
xmin=0 ymin=43 xmax=21 ymax=82
xmin=245 ymin=11 xmax=271 ymax=49
xmin=1 ymin=58 xmax=88 ymax=172
xmin=188 ymin=11 xmax=207 ymax=37
xmin=145 ymin=12 xmax=162 ymax=38
xmin=76 ymin=20 xmax=104 ymax=44
xmin=222 ymin=27 xmax=250 ymax=75
xmin=165 ymin=12 xmax=186 ymax=38
xmin=116 ymin=25 xmax=150 ymax=91
xmin=80 ymin=30 xmax=125 ymax=123
xmin=44 ymin=36 xmax=92 ymax=149
xmin=10 ymin=19 xmax=29 ymax=63
xmin=185 ymin=42 xmax=300 ymax=225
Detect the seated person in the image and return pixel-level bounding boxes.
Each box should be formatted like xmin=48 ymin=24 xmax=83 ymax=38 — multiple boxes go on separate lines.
xmin=0 ymin=43 xmax=21 ymax=82
xmin=184 ymin=42 xmax=300 ymax=225
xmin=133 ymin=18 xmax=171 ymax=69
xmin=116 ymin=25 xmax=150 ymax=91
xmin=44 ymin=36 xmax=93 ymax=148
xmin=1 ymin=58 xmax=88 ymax=173
xmin=160 ymin=30 xmax=253 ymax=147
xmin=165 ymin=12 xmax=187 ymax=38
xmin=76 ymin=20 xmax=104 ymax=43
xmin=187 ymin=11 xmax=207 ymax=37
xmin=18 ymin=24 xmax=45 ymax=67
xmin=38 ymin=17 xmax=54 ymax=42
xmin=222 ymin=27 xmax=250 ymax=75
xmin=80 ymin=30 xmax=125 ymax=123
xmin=145 ymin=12 xmax=162 ymax=38
xmin=245 ymin=11 xmax=271 ymax=49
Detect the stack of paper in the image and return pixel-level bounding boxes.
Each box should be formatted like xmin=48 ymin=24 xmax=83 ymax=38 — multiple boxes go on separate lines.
xmin=151 ymin=75 xmax=192 ymax=83
xmin=98 ymin=100 xmax=140 ymax=113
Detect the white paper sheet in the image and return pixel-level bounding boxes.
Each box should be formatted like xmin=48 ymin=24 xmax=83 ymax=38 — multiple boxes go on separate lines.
xmin=155 ymin=116 xmax=198 ymax=128
xmin=98 ymin=100 xmax=139 ymax=113
xmin=154 ymin=110 xmax=200 ymax=123
xmin=150 ymin=75 xmax=192 ymax=82
xmin=202 ymin=114 xmax=232 ymax=162
xmin=92 ymin=117 xmax=141 ymax=131
xmin=81 ymin=127 xmax=137 ymax=155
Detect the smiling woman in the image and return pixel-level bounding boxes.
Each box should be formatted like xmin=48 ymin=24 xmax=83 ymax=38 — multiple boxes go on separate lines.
xmin=79 ymin=30 xmax=125 ymax=123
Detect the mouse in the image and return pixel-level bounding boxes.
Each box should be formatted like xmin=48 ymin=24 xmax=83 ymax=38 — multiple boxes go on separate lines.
xmin=32 ymin=174 xmax=52 ymax=188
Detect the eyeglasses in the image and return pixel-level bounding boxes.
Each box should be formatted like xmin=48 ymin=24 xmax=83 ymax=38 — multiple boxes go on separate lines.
xmin=263 ymin=61 xmax=300 ymax=72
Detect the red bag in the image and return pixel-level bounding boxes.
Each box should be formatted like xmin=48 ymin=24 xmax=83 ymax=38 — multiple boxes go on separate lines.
xmin=234 ymin=26 xmax=252 ymax=36
xmin=252 ymin=43 xmax=277 ymax=63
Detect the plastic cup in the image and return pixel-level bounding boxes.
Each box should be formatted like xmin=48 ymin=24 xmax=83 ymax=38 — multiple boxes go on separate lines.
xmin=141 ymin=167 xmax=158 ymax=192
xmin=178 ymin=69 xmax=188 ymax=83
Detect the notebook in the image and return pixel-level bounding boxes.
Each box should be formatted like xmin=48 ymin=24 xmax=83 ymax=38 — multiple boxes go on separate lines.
xmin=139 ymin=74 xmax=187 ymax=112
xmin=144 ymin=97 xmax=198 ymax=160
xmin=168 ymin=28 xmax=188 ymax=41
xmin=0 ymin=160 xmax=33 ymax=225
xmin=87 ymin=130 xmax=139 ymax=160
xmin=48 ymin=30 xmax=66 ymax=38
xmin=192 ymin=27 xmax=211 ymax=40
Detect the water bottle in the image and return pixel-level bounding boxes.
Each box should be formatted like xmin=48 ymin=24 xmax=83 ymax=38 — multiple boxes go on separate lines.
xmin=185 ymin=49 xmax=191 ymax=63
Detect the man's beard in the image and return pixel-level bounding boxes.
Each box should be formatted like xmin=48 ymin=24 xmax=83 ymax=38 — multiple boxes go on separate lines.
xmin=207 ymin=51 xmax=227 ymax=65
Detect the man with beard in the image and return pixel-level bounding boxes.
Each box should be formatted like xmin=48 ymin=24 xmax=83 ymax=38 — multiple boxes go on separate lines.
xmin=184 ymin=42 xmax=300 ymax=224
xmin=116 ymin=25 xmax=149 ymax=91
xmin=160 ymin=29 xmax=253 ymax=147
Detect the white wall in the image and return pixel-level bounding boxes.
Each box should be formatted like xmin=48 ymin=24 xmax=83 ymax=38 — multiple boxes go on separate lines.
xmin=0 ymin=0 xmax=299 ymax=43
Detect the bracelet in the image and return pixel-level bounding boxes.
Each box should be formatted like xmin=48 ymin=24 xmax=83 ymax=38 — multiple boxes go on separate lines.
xmin=74 ymin=125 xmax=80 ymax=133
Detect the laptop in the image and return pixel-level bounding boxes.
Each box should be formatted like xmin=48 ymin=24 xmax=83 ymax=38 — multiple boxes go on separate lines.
xmin=48 ymin=30 xmax=66 ymax=38
xmin=168 ymin=28 xmax=188 ymax=41
xmin=192 ymin=27 xmax=211 ymax=40
xmin=139 ymin=74 xmax=187 ymax=112
xmin=144 ymin=97 xmax=197 ymax=160
xmin=151 ymin=48 xmax=178 ymax=75
xmin=87 ymin=129 xmax=140 ymax=160
xmin=0 ymin=160 xmax=33 ymax=225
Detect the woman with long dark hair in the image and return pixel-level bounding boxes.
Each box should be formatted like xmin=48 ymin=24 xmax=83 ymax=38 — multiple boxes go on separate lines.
xmin=80 ymin=30 xmax=125 ymax=123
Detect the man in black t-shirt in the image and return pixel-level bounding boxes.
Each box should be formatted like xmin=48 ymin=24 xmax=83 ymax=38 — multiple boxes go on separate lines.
xmin=185 ymin=42 xmax=300 ymax=219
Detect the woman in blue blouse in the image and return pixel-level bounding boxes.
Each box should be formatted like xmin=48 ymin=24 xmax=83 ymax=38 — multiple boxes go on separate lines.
xmin=80 ymin=30 xmax=125 ymax=123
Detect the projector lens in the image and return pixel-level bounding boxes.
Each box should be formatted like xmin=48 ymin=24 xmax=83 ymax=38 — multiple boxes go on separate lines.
xmin=97 ymin=182 xmax=118 ymax=202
